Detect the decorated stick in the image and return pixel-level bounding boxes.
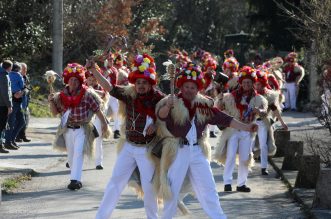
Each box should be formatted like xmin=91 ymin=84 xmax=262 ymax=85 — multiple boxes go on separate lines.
xmin=44 ymin=70 xmax=58 ymax=94
xmin=87 ymin=35 xmax=128 ymax=68
xmin=163 ymin=60 xmax=176 ymax=96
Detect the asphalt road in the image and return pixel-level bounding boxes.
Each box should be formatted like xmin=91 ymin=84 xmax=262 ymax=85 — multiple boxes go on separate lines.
xmin=0 ymin=115 xmax=308 ymax=219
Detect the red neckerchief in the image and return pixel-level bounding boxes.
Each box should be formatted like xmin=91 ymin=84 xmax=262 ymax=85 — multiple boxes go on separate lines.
xmin=231 ymin=87 xmax=257 ymax=120
xmin=60 ymin=85 xmax=87 ymax=110
xmin=178 ymin=93 xmax=196 ymax=120
xmin=134 ymin=89 xmax=157 ymax=121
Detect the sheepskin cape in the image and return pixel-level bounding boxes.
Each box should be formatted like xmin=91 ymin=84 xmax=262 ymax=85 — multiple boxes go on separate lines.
xmin=150 ymin=93 xmax=214 ymax=201
xmin=52 ymin=88 xmax=103 ymax=158
xmin=252 ymin=89 xmax=280 ymax=157
xmin=213 ymin=91 xmax=268 ymax=166
xmin=114 ymin=85 xmax=159 ymax=198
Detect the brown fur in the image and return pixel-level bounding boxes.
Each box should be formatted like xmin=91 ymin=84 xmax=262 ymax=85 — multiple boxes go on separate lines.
xmin=214 ymin=93 xmax=268 ymax=167
xmin=152 ymin=94 xmax=213 ymax=200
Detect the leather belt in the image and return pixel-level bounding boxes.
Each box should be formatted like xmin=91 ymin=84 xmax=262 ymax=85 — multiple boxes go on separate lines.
xmin=129 ymin=140 xmax=149 ymax=145
xmin=67 ymin=125 xmax=81 ymax=129
xmin=182 ymin=139 xmax=198 ymax=146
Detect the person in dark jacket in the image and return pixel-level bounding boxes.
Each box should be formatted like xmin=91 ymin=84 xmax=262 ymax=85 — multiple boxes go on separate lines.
xmin=4 ymin=62 xmax=26 ymax=150
xmin=0 ymin=60 xmax=13 ymax=153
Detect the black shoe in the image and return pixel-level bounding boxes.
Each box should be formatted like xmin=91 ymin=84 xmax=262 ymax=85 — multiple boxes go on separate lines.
xmin=4 ymin=142 xmax=18 ymax=150
xmin=67 ymin=180 xmax=82 ymax=190
xmin=11 ymin=141 xmax=19 ymax=148
xmin=261 ymin=168 xmax=269 ymax=175
xmin=224 ymin=184 xmax=232 ymax=192
xmin=236 ymin=185 xmax=251 ymax=192
xmin=22 ymin=137 xmax=31 ymax=142
xmin=209 ymin=131 xmax=217 ymax=138
xmin=66 ymin=162 xmax=70 ymax=168
xmin=113 ymin=130 xmax=120 ymax=139
xmin=0 ymin=146 xmax=9 ymax=153
xmin=96 ymin=165 xmax=104 ymax=170
xmin=290 ymin=108 xmax=296 ymax=112
xmin=15 ymin=138 xmax=23 ymax=142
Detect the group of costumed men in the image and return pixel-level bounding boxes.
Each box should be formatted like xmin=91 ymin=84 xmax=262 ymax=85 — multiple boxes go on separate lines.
xmin=47 ymin=47 xmax=303 ymax=219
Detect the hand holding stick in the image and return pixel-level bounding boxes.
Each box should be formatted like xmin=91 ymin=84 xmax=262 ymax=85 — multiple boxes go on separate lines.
xmin=163 ymin=60 xmax=176 ymax=107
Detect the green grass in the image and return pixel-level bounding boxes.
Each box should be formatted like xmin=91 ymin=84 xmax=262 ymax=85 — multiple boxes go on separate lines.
xmin=1 ymin=175 xmax=32 ymax=194
xmin=29 ymin=100 xmax=52 ymax=117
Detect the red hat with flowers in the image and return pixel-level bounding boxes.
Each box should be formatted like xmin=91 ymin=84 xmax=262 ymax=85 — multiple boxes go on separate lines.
xmin=113 ymin=51 xmax=127 ymax=66
xmin=176 ymin=62 xmax=205 ymax=90
xmin=224 ymin=49 xmax=234 ymax=58
xmin=128 ymin=53 xmax=157 ymax=85
xmin=238 ymin=66 xmax=257 ymax=84
xmin=222 ymin=58 xmax=239 ymax=72
xmin=62 ymin=63 xmax=86 ymax=84
xmin=255 ymin=68 xmax=271 ymax=88
xmin=202 ymin=57 xmax=217 ymax=72
xmin=284 ymin=52 xmax=298 ymax=63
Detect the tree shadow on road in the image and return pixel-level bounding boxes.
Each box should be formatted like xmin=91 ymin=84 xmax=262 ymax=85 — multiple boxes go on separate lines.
xmin=0 ymin=154 xmax=66 ymax=159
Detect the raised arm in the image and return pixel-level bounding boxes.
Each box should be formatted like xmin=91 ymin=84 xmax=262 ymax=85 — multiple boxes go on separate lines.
xmin=87 ymin=61 xmax=112 ymax=92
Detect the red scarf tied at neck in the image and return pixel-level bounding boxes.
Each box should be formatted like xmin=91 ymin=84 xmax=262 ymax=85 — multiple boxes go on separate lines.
xmin=232 ymin=87 xmax=257 ymax=121
xmin=59 ymin=85 xmax=87 ymax=110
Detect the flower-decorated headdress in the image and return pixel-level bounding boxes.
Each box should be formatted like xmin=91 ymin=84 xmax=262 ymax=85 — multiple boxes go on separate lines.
xmin=222 ymin=57 xmax=239 ymax=72
xmin=62 ymin=63 xmax=86 ymax=84
xmin=238 ymin=66 xmax=256 ymax=84
xmin=176 ymin=62 xmax=205 ymax=90
xmin=202 ymin=57 xmax=218 ymax=72
xmin=224 ymin=49 xmax=234 ymax=58
xmin=113 ymin=51 xmax=127 ymax=67
xmin=128 ymin=53 xmax=157 ymax=85
xmin=192 ymin=48 xmax=205 ymax=60
xmin=255 ymin=68 xmax=270 ymax=88
xmin=284 ymin=52 xmax=298 ymax=63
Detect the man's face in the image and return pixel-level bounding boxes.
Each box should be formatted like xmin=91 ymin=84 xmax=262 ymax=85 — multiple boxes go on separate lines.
xmin=180 ymin=81 xmax=198 ymax=101
xmin=241 ymin=78 xmax=253 ymax=91
xmin=21 ymin=66 xmax=27 ymax=76
xmin=68 ymin=77 xmax=81 ymax=92
xmin=254 ymin=81 xmax=263 ymax=92
xmin=135 ymin=78 xmax=152 ymax=94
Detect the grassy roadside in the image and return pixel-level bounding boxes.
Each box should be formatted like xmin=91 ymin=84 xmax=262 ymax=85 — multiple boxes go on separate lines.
xmin=1 ymin=174 xmax=32 ymax=194
xmin=29 ymin=100 xmax=52 ymax=117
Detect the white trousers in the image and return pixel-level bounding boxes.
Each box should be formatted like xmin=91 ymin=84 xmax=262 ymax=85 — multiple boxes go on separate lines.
xmin=107 ymin=95 xmax=121 ymax=131
xmin=256 ymin=120 xmax=268 ymax=169
xmin=63 ymin=127 xmax=85 ymax=181
xmin=93 ymin=116 xmax=103 ymax=166
xmin=285 ymin=82 xmax=297 ymax=110
xmin=162 ymin=145 xmax=227 ymax=219
xmin=96 ymin=142 xmax=157 ymax=219
xmin=223 ymin=130 xmax=253 ymax=186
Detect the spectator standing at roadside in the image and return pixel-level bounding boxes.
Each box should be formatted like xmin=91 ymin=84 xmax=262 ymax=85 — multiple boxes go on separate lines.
xmin=0 ymin=60 xmax=13 ymax=153
xmin=16 ymin=62 xmax=32 ymax=142
xmin=4 ymin=62 xmax=25 ymax=150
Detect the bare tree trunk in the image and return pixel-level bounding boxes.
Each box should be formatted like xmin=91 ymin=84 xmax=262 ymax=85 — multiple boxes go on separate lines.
xmin=52 ymin=0 xmax=63 ymax=74
xmin=309 ymin=40 xmax=318 ymax=103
